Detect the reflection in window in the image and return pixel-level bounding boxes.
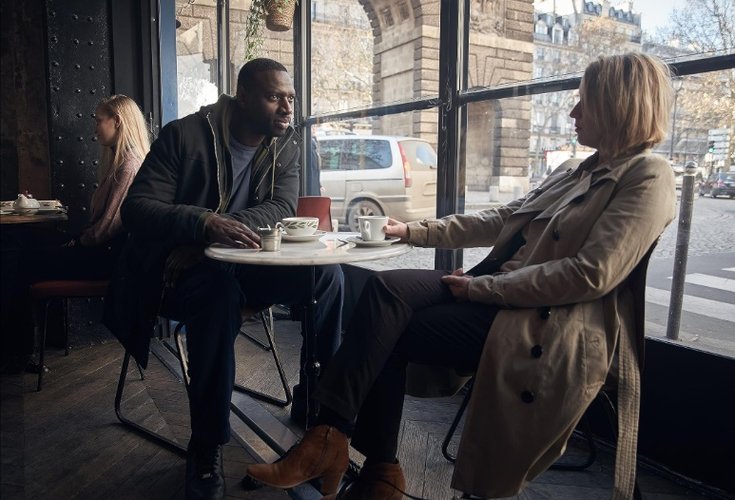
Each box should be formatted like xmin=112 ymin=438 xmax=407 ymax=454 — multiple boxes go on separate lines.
xmin=175 ymin=1 xmax=218 ymax=118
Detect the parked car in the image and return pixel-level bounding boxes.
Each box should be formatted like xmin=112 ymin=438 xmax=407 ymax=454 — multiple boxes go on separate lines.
xmin=699 ymin=171 xmax=735 ymax=199
xmin=317 ymin=135 xmax=438 ymax=231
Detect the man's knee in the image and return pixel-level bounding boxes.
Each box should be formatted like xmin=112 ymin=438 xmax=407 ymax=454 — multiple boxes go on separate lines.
xmin=316 ymin=264 xmax=344 ymax=291
xmin=176 ymin=264 xmax=243 ymax=311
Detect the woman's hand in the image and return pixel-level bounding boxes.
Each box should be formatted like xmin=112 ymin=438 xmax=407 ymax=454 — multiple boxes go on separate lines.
xmin=383 ymin=218 xmax=408 ymax=241
xmin=205 ymin=214 xmax=260 ymax=248
xmin=441 ymin=268 xmax=471 ymax=302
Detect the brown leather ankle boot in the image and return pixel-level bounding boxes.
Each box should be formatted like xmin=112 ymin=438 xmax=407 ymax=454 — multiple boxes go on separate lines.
xmin=328 ymin=461 xmax=406 ymax=499
xmin=245 ymin=425 xmax=349 ymax=495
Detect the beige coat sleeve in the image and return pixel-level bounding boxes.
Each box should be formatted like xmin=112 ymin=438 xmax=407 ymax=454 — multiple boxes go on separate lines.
xmin=79 ymin=158 xmax=140 ymax=246
xmin=467 ymin=159 xmax=675 ymax=307
xmin=406 ymin=196 xmax=527 ymax=249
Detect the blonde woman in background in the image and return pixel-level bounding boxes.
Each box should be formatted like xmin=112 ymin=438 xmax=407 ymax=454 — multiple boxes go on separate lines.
xmin=66 ymin=94 xmax=150 ymax=248
xmin=11 ymin=96 xmax=150 ymax=368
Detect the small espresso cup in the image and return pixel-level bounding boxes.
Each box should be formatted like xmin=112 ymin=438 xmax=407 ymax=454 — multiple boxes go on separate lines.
xmin=358 ymin=215 xmax=389 ymax=241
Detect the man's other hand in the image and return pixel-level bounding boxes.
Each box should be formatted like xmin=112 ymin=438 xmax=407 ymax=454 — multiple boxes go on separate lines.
xmin=205 ymin=214 xmax=260 ymax=248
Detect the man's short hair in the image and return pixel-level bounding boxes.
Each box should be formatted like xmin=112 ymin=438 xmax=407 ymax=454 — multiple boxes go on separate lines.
xmin=237 ymin=58 xmax=288 ymax=90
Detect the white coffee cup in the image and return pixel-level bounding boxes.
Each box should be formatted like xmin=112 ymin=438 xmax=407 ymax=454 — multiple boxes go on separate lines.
xmin=281 ymin=217 xmax=319 ymax=236
xmin=358 ymin=215 xmax=389 ymax=241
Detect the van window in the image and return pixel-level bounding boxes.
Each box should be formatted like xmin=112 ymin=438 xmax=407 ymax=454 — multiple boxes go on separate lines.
xmin=318 ymin=138 xmax=392 ymax=171
xmin=319 ymin=140 xmax=344 ymax=171
xmin=399 ymin=140 xmax=437 ymax=171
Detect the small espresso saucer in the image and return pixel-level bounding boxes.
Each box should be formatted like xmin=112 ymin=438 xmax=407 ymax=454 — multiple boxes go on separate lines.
xmin=344 ymin=235 xmax=401 ymax=247
xmin=282 ymin=230 xmax=326 ymax=242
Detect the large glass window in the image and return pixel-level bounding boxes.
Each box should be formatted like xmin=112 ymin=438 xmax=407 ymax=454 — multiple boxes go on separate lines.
xmin=310 ymin=0 xmax=440 ymax=113
xmin=165 ymin=0 xmax=735 ymax=357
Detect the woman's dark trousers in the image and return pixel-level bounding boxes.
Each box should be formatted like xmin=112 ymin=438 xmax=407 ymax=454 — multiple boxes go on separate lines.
xmin=315 ymin=269 xmax=498 ymax=462
xmin=162 ymin=260 xmax=344 ymax=446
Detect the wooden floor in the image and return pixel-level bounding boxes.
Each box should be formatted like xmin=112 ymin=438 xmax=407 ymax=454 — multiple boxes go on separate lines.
xmin=0 ymin=314 xmax=720 ymax=500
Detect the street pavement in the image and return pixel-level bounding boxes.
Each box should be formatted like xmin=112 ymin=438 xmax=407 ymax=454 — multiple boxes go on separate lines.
xmin=360 ymin=190 xmax=735 ymax=358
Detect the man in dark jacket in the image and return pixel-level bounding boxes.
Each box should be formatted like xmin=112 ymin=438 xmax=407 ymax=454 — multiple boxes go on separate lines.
xmin=104 ymin=58 xmax=343 ymax=500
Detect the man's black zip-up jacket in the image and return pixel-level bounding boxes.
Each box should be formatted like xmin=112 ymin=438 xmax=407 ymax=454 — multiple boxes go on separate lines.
xmin=104 ymin=95 xmax=301 ymax=367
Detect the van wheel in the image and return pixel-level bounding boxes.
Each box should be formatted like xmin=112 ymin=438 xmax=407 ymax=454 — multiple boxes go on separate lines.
xmin=347 ymin=200 xmax=383 ymax=232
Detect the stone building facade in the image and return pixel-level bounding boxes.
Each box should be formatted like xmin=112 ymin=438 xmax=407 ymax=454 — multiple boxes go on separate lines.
xmin=174 ymin=0 xmax=535 ymax=193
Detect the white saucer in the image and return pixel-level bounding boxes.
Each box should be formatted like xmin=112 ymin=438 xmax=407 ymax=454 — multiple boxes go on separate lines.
xmin=282 ymin=230 xmax=326 ymax=242
xmin=345 ymin=235 xmax=401 ymax=247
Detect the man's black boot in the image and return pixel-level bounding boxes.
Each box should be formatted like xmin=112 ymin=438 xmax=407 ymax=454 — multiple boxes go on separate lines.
xmin=186 ymin=442 xmax=225 ymax=500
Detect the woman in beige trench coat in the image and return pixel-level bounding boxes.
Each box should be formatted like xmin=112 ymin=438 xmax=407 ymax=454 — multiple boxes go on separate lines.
xmin=247 ymin=53 xmax=676 ymax=500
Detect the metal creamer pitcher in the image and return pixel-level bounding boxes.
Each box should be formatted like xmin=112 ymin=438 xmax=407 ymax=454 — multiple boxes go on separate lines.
xmin=257 ymin=223 xmax=283 ymax=251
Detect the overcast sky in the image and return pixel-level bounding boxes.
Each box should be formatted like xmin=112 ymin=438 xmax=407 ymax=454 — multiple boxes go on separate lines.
xmin=633 ymin=0 xmax=688 ymax=33
xmin=534 ymin=0 xmax=689 ymax=34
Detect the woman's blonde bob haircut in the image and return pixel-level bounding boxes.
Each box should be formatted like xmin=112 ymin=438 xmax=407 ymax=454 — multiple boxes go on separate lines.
xmin=580 ymin=52 xmax=673 ymax=159
xmin=96 ymin=94 xmax=150 ymax=180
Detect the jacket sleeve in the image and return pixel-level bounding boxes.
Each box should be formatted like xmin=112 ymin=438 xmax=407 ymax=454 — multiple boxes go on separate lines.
xmin=121 ymin=122 xmax=213 ymax=244
xmin=406 ymin=196 xmax=527 ymax=249
xmin=467 ymin=158 xmax=676 ymax=307
xmin=79 ymin=158 xmax=140 ymax=246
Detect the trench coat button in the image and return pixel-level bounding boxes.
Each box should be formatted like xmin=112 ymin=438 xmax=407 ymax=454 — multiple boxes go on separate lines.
xmin=531 ymin=345 xmax=543 ymax=358
xmin=521 ymin=390 xmax=535 ymax=403
xmin=552 ymin=229 xmax=560 ymax=241
xmin=539 ymin=307 xmax=551 ymax=320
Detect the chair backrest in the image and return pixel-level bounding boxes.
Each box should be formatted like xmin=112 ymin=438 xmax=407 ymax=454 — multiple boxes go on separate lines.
xmin=297 ymin=196 xmax=332 ymax=231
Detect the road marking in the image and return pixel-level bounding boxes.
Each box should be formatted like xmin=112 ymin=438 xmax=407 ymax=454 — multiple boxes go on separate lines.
xmin=724 ymin=267 xmax=735 ymax=272
xmin=667 ymin=273 xmax=735 ymax=293
xmin=646 ymin=287 xmax=735 ymax=324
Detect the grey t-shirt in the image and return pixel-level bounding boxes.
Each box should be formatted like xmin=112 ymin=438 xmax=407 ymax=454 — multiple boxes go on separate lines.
xmin=227 ymin=135 xmax=258 ymax=212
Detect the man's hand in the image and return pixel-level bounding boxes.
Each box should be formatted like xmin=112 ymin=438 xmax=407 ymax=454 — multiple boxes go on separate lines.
xmin=205 ymin=214 xmax=260 ymax=248
xmin=441 ymin=268 xmax=471 ymax=302
xmin=164 ymin=246 xmax=204 ymax=288
xmin=383 ymin=218 xmax=408 ymax=241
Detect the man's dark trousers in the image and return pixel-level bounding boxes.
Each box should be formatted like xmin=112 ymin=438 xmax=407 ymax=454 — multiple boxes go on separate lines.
xmin=162 ymin=260 xmax=343 ymax=446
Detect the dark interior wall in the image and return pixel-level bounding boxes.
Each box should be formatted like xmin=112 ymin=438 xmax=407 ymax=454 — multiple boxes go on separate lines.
xmin=0 ymin=0 xmax=52 ymax=201
xmin=46 ymin=0 xmax=113 ymax=233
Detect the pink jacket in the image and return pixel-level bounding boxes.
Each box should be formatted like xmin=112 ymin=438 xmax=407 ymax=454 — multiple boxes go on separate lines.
xmin=79 ymin=155 xmax=141 ymax=246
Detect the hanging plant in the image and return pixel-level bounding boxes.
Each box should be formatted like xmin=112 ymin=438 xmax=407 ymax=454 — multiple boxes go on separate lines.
xmin=244 ymin=0 xmax=299 ymax=61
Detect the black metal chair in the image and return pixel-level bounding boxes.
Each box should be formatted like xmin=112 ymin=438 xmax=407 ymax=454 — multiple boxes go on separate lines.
xmin=114 ymin=307 xmax=292 ymax=456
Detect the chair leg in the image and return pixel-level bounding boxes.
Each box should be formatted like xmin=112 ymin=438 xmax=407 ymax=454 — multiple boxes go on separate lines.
xmin=63 ymin=298 xmax=70 ymax=356
xmin=173 ymin=323 xmax=190 ymax=387
xmin=442 ymin=379 xmax=474 ymax=463
xmin=238 ymin=309 xmax=273 ymax=351
xmin=233 ymin=309 xmax=293 ymax=407
xmin=549 ymin=413 xmax=597 ymax=471
xmin=114 ymin=350 xmax=186 ymax=456
xmin=36 ymin=301 xmax=51 ymax=392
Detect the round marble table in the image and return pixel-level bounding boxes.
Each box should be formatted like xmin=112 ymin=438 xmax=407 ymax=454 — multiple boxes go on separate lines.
xmin=204 ymin=232 xmax=410 ymax=266
xmin=205 ymin=232 xmax=411 ymax=426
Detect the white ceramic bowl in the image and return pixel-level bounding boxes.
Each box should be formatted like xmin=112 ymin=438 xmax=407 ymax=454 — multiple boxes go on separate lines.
xmin=281 ymin=217 xmax=319 ymax=236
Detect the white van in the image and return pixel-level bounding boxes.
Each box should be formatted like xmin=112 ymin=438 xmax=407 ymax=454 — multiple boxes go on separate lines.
xmin=317 ymin=135 xmax=438 ymax=231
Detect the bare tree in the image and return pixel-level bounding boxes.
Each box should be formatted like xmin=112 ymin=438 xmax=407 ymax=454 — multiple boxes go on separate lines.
xmin=657 ymin=0 xmax=735 ymax=169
